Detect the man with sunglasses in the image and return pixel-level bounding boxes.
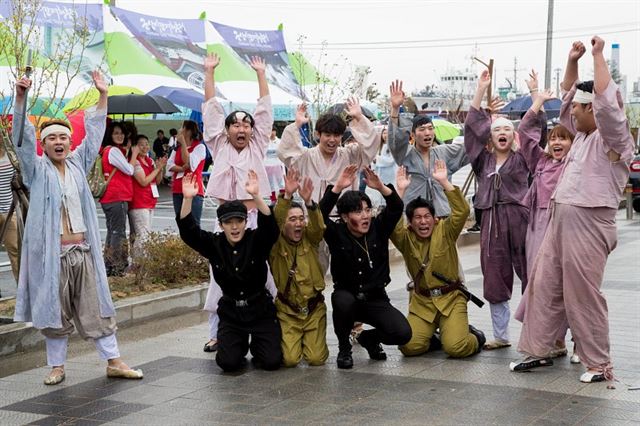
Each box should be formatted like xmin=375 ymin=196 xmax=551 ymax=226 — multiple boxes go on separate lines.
xmin=319 ymin=165 xmax=411 ymax=369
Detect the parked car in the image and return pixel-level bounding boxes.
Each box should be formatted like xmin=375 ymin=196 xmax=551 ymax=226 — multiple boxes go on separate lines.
xmin=630 ymin=154 xmax=640 ymax=212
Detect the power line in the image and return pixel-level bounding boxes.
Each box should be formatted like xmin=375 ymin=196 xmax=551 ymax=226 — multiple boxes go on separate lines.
xmin=301 ymin=28 xmax=640 ymax=51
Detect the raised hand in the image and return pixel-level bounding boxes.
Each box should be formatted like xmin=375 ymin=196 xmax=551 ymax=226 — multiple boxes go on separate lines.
xmin=334 ymin=164 xmax=358 ymax=192
xmin=15 ymin=77 xmax=32 ymax=101
xmin=568 ymin=41 xmax=586 ymax=61
xmin=395 ymin=166 xmax=411 ymax=192
xmin=363 ymin=166 xmax=384 ymax=192
xmin=92 ymin=70 xmax=108 ymax=94
xmin=130 ymin=144 xmax=140 ymax=159
xmin=345 ymin=96 xmax=363 ymax=120
xmin=249 ymin=56 xmax=266 ymax=74
xmin=432 ymin=159 xmax=449 ymax=184
xmin=487 ymin=96 xmax=505 ymax=113
xmin=182 ymin=173 xmax=199 ymax=199
xmin=245 ymin=169 xmax=260 ymax=197
xmin=156 ymin=156 xmax=168 ymax=168
xmin=591 ymin=36 xmax=604 ymax=56
xmin=537 ymin=88 xmax=555 ymax=102
xmin=525 ymin=69 xmax=538 ymax=94
xmin=389 ymin=79 xmax=405 ymax=110
xmin=295 ymin=103 xmax=310 ymax=128
xmin=204 ymin=52 xmax=220 ymax=72
xmin=299 ymin=177 xmax=314 ymax=205
xmin=478 ymin=70 xmax=491 ymax=91
xmin=284 ymin=167 xmax=300 ymax=197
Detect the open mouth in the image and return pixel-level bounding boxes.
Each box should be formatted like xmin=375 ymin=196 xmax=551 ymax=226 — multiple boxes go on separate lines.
xmin=419 ymin=226 xmax=431 ymax=233
xmin=236 ymin=135 xmax=246 ymax=142
xmin=498 ymin=136 xmax=507 ymax=143
xmin=54 ymin=147 xmax=65 ymax=154
xmin=552 ymin=146 xmax=563 ymax=154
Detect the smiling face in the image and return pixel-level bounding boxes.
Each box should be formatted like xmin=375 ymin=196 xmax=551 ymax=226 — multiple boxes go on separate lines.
xmin=137 ymin=137 xmax=150 ymax=156
xmin=570 ymin=102 xmax=596 ymax=133
xmin=220 ymin=217 xmax=247 ymax=245
xmin=111 ymin=125 xmax=126 ymax=146
xmin=409 ymin=207 xmax=436 ymax=239
xmin=318 ymin=132 xmax=342 ymax=158
xmin=490 ymin=125 xmax=515 ymax=154
xmin=547 ymin=130 xmax=573 ymax=161
xmin=413 ymin=123 xmax=435 ymax=152
xmin=341 ymin=200 xmax=372 ymax=238
xmin=41 ymin=133 xmax=71 ymax=165
xmin=283 ymin=207 xmax=306 ymax=243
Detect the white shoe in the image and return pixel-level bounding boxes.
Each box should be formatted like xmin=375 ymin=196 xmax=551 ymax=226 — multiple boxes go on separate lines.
xmin=580 ymin=371 xmax=605 ymax=383
xmin=570 ymin=354 xmax=581 ymax=364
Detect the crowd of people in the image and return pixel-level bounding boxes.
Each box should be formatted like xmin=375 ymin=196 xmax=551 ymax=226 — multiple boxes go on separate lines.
xmin=8 ymin=36 xmax=635 ymax=387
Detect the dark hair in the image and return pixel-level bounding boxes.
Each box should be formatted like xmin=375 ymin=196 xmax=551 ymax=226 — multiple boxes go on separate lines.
xmin=182 ymin=120 xmax=199 ymax=142
xmin=544 ymin=125 xmax=575 ymax=158
xmin=289 ymin=201 xmax=304 ymax=212
xmin=157 ymin=129 xmax=164 ymax=135
xmin=576 ymin=80 xmax=594 ymax=94
xmin=122 ymin=121 xmax=138 ymax=143
xmin=136 ymin=134 xmax=149 ymax=144
xmin=169 ymin=128 xmax=178 ymax=136
xmin=224 ymin=110 xmax=255 ymax=128
xmin=411 ymin=115 xmax=433 ymax=133
xmin=406 ymin=197 xmax=435 ymax=220
xmin=316 ymin=113 xmax=346 ymax=136
xmin=39 ymin=119 xmax=71 ymax=133
xmin=104 ymin=121 xmax=126 ymax=147
xmin=336 ymin=190 xmax=372 ymax=215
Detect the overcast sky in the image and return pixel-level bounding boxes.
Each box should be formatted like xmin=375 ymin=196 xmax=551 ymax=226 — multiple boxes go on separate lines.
xmin=117 ymin=0 xmax=640 ymax=95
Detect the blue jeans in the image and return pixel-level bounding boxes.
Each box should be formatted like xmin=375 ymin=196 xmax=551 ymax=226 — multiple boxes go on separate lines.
xmin=173 ymin=194 xmax=203 ymax=227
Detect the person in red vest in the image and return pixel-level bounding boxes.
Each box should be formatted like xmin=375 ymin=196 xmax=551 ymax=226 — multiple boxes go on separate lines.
xmin=167 ymin=120 xmax=206 ymax=226
xmin=128 ymin=134 xmax=167 ymax=263
xmin=100 ymin=122 xmax=138 ymax=276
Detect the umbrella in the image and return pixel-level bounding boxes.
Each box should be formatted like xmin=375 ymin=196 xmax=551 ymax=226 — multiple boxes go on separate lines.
xmin=432 ymin=119 xmax=461 ymax=142
xmin=325 ymin=102 xmax=375 ymax=120
xmin=501 ymin=95 xmax=561 ymax=118
xmin=63 ymin=86 xmax=144 ymax=113
xmin=107 ymin=94 xmax=180 ymax=115
xmin=147 ymin=86 xmax=204 ymax=112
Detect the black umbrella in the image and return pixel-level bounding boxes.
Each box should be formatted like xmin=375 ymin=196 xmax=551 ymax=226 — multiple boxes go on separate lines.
xmin=107 ymin=94 xmax=180 ymax=115
xmin=326 ymin=102 xmax=375 ymax=120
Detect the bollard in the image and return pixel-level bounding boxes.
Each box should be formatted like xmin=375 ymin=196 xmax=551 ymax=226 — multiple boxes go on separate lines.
xmin=626 ymin=183 xmax=633 ymax=220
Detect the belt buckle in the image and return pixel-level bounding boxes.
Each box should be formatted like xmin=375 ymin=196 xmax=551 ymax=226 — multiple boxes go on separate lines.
xmin=356 ymin=292 xmax=366 ymax=301
xmin=430 ymin=288 xmax=442 ymax=297
xmin=236 ymin=299 xmax=248 ymax=307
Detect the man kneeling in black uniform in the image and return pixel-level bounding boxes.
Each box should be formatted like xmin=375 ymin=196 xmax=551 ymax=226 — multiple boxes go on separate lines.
xmin=177 ymin=171 xmax=281 ymax=372
xmin=320 ymin=165 xmax=412 ymax=369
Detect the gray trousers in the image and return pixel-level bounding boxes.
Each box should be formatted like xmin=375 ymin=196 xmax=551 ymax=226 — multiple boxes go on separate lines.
xmin=42 ymin=242 xmax=116 ymax=340
xmin=101 ymin=201 xmax=129 ymax=275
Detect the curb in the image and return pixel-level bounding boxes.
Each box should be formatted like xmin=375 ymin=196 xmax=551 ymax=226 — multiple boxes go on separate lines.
xmin=0 ymin=284 xmax=208 ymax=358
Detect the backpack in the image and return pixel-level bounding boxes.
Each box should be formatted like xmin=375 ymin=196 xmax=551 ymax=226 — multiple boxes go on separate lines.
xmin=202 ymin=141 xmax=213 ymax=172
xmin=87 ymin=149 xmax=117 ymax=198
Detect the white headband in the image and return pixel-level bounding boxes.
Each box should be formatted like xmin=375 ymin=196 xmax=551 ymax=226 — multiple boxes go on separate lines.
xmin=573 ymin=89 xmax=594 ymax=104
xmin=490 ymin=117 xmax=514 ymax=131
xmin=40 ymin=124 xmax=71 ymax=140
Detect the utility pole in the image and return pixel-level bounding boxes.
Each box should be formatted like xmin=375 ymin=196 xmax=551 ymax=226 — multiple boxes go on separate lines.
xmin=513 ymin=57 xmax=518 ymax=94
xmin=554 ymin=67 xmax=561 ymax=95
xmin=544 ymin=0 xmax=555 ymax=89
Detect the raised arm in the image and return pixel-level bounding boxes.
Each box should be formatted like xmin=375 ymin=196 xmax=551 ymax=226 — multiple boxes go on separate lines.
xmin=319 ymin=165 xmax=358 ymax=238
xmin=591 ymin=36 xmax=635 ymax=159
xmin=202 ymin=53 xmax=226 ymax=152
xmin=11 ymin=77 xmax=37 ymax=186
xmin=387 ymin=80 xmax=412 ymax=163
xmin=250 ymin=56 xmax=269 ymax=99
xmin=299 ymin=176 xmax=325 ymax=245
xmin=344 ymin=96 xmax=380 ymax=166
xmin=519 ymin=88 xmax=553 ymax=172
xmin=277 ymin=104 xmax=309 ymax=167
xmin=275 ymin=167 xmax=300 ymax=228
xmin=74 ymin=70 xmax=109 ymax=171
xmin=204 ymin=53 xmax=219 ymax=102
xmin=395 ymin=165 xmax=411 ymax=199
xmin=178 ymin=173 xmax=217 ymax=258
xmin=561 ymin=41 xmax=585 ymax=92
xmin=432 ymin=160 xmax=469 ymax=239
xmin=245 ymin=169 xmax=270 ymax=216
xmin=365 ymin=166 xmax=403 ymax=239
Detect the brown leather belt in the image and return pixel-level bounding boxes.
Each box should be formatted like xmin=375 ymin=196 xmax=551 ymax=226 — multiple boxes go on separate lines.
xmin=415 ymin=280 xmax=462 ymax=298
xmin=277 ymin=292 xmax=324 ymax=315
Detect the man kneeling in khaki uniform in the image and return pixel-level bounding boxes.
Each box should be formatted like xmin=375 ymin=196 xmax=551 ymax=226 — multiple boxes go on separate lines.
xmin=270 ymin=168 xmax=328 ymax=367
xmin=392 ymin=162 xmax=485 ymax=358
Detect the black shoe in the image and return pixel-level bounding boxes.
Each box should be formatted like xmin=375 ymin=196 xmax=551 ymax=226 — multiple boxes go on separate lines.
xmin=203 ymin=340 xmax=218 ymax=353
xmin=467 ymin=223 xmax=481 ymax=233
xmin=509 ymin=357 xmax=554 ymax=372
xmin=337 ymin=349 xmax=353 ymax=369
xmin=429 ymin=332 xmax=443 ymax=352
xmin=468 ymin=325 xmax=486 ymax=353
xmin=357 ymin=333 xmax=387 ymax=361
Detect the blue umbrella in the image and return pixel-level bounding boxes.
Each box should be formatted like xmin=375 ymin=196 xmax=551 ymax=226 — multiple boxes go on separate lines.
xmin=147 ymin=86 xmax=204 ymax=112
xmin=501 ymin=96 xmax=562 ymax=119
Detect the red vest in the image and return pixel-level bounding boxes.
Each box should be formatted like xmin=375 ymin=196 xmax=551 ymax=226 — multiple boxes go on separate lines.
xmin=130 ymin=155 xmax=158 ymax=210
xmin=100 ymin=146 xmax=133 ymax=203
xmin=171 ymin=142 xmax=205 ymax=196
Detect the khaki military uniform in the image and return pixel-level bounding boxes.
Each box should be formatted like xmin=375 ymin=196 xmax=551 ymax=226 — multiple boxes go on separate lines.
xmin=270 ymin=196 xmax=328 ymax=367
xmin=391 ymin=187 xmax=479 ymax=357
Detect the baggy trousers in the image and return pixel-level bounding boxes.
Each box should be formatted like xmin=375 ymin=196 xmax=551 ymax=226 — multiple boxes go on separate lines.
xmin=277 ymin=301 xmax=329 ymax=367
xmin=331 ymin=289 xmax=412 ymax=351
xmin=518 ymin=204 xmax=616 ymax=373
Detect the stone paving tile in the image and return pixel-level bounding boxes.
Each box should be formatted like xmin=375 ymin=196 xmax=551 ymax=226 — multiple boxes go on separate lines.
xmin=0 ymin=411 xmax=49 ymax=426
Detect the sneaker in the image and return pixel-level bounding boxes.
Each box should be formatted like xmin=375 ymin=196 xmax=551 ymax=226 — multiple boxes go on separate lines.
xmin=357 ymin=333 xmax=387 ymax=361
xmin=337 ymin=349 xmax=353 ymax=369
xmin=509 ymin=356 xmax=554 ymax=372
xmin=467 ymin=223 xmax=481 ymax=233
xmin=468 ymin=325 xmax=486 ymax=353
xmin=579 ymin=371 xmax=605 ymax=383
xmin=570 ymin=354 xmax=581 ymax=364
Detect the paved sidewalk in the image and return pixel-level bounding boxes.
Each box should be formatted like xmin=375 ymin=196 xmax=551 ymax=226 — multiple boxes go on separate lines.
xmin=0 ymin=214 xmax=638 ymax=425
